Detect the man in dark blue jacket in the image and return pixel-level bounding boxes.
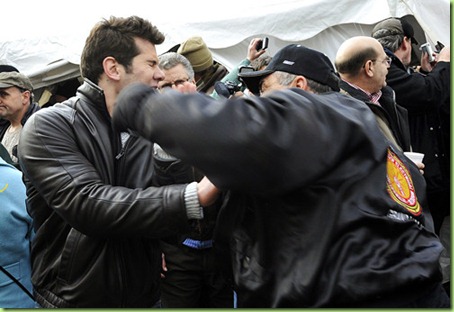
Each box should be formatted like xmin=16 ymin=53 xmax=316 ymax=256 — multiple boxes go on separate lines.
xmin=113 ymin=44 xmax=449 ymax=308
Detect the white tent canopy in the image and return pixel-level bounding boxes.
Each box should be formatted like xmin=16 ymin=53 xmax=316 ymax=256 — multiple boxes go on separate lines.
xmin=0 ymin=0 xmax=449 ymax=90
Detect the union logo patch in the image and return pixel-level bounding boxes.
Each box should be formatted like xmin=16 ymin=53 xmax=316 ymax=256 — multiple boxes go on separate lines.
xmin=386 ymin=149 xmax=421 ymax=216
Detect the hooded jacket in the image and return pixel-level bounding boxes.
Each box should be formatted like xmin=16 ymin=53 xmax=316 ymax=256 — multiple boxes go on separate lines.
xmin=18 ymin=80 xmax=192 ymax=308
xmin=113 ymin=85 xmax=444 ymax=307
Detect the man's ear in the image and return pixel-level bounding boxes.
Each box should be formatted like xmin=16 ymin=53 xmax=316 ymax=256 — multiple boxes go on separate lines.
xmin=402 ymin=37 xmax=412 ymax=52
xmin=21 ymin=90 xmax=31 ymax=105
xmin=294 ymin=75 xmax=308 ymax=90
xmin=363 ymin=60 xmax=374 ymax=77
xmin=103 ymin=56 xmax=121 ymax=82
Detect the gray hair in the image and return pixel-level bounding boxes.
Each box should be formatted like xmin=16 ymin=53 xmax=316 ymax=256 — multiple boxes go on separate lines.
xmin=274 ymin=71 xmax=334 ymax=94
xmin=159 ymin=52 xmax=194 ymax=80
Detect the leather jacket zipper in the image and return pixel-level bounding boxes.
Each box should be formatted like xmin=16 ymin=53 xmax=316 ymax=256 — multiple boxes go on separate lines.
xmin=115 ymin=146 xmax=126 ymax=160
xmin=115 ymin=132 xmax=131 ymax=160
xmin=114 ymin=133 xmax=131 ymax=306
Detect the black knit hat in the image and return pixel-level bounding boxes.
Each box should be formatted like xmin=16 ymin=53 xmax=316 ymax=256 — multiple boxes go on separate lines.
xmin=239 ymin=44 xmax=340 ymax=95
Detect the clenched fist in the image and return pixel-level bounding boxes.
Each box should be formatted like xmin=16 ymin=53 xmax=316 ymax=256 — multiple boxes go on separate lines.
xmin=113 ymin=83 xmax=157 ymax=132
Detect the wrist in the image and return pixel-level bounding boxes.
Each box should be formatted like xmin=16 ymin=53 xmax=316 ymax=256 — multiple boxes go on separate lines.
xmin=184 ymin=182 xmax=203 ymax=219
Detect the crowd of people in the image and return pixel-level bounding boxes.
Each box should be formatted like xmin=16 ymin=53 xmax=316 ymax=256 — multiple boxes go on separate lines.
xmin=0 ymin=14 xmax=450 ymax=308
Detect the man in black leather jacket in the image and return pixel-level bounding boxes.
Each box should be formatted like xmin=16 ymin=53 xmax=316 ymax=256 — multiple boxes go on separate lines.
xmin=18 ymin=16 xmax=217 ymax=308
xmin=113 ymin=44 xmax=449 ymax=308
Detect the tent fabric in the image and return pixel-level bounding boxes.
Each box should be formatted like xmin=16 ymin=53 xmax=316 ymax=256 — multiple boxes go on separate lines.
xmin=0 ymin=0 xmax=449 ymax=89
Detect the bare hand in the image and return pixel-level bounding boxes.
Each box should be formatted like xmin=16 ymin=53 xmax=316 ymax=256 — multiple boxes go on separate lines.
xmin=420 ymin=50 xmax=435 ymax=72
xmin=416 ymin=162 xmax=425 ymax=175
xmin=247 ymin=38 xmax=267 ymax=62
xmin=197 ymin=176 xmax=220 ymax=207
xmin=421 ymin=45 xmax=450 ymax=72
xmin=174 ymin=81 xmax=197 ymax=93
xmin=437 ymin=46 xmax=450 ymax=62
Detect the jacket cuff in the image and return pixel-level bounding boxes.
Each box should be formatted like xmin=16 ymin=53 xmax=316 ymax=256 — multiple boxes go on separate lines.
xmin=184 ymin=182 xmax=203 ymax=219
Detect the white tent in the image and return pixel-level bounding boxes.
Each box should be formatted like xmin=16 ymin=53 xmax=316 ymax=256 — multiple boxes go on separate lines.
xmin=0 ymin=0 xmax=450 ymax=91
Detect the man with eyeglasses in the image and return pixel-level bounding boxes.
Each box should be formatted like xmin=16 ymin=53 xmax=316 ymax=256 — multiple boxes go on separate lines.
xmin=158 ymin=52 xmax=196 ymax=91
xmin=335 ymin=36 xmax=412 ymax=154
xmin=154 ymin=51 xmax=233 ymax=308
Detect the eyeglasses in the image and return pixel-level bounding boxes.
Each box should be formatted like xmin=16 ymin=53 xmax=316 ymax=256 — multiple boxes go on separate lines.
xmin=159 ymin=78 xmax=190 ymax=89
xmin=372 ymin=56 xmax=392 ymax=66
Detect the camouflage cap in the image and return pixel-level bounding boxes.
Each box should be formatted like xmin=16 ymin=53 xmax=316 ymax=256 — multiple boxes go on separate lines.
xmin=0 ymin=71 xmax=33 ymax=91
xmin=372 ymin=18 xmax=418 ymax=45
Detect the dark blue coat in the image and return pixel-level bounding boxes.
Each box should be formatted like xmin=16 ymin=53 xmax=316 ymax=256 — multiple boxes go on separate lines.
xmin=114 ymin=85 xmax=444 ymax=307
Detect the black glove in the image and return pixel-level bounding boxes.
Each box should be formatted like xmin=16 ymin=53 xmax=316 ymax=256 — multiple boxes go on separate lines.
xmin=113 ymin=83 xmax=157 ymax=132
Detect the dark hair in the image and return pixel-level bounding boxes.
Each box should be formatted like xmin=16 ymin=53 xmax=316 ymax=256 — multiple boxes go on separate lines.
xmin=80 ymin=15 xmax=165 ymax=83
xmin=335 ymin=47 xmax=377 ymax=76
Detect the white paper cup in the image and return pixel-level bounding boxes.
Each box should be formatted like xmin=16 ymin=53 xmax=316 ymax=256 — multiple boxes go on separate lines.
xmin=404 ymin=152 xmax=425 ymax=164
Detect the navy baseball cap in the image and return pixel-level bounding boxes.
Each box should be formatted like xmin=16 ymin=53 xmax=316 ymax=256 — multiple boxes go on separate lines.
xmin=239 ymin=44 xmax=340 ymax=95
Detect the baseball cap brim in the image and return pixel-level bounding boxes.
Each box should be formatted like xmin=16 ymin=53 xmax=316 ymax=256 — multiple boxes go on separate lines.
xmin=238 ymin=69 xmax=275 ymax=95
xmin=0 ymin=82 xmax=14 ymax=89
xmin=401 ymin=19 xmax=418 ymax=45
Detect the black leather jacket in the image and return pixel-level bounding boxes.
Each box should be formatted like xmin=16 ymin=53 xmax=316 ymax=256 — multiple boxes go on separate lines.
xmin=114 ymin=86 xmax=444 ymax=307
xmin=18 ymin=80 xmax=192 ymax=307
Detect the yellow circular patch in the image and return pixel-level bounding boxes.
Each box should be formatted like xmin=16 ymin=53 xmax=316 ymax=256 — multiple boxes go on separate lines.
xmin=386 ymin=149 xmax=421 ymax=216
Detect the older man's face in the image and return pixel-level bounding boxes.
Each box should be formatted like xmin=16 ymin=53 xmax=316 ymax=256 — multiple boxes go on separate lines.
xmin=0 ymin=87 xmax=30 ymax=121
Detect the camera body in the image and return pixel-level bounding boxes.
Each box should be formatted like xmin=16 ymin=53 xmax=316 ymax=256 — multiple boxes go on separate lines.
xmin=256 ymin=37 xmax=269 ymax=51
xmin=420 ymin=43 xmax=435 ymax=62
xmin=214 ymin=81 xmax=242 ymax=98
